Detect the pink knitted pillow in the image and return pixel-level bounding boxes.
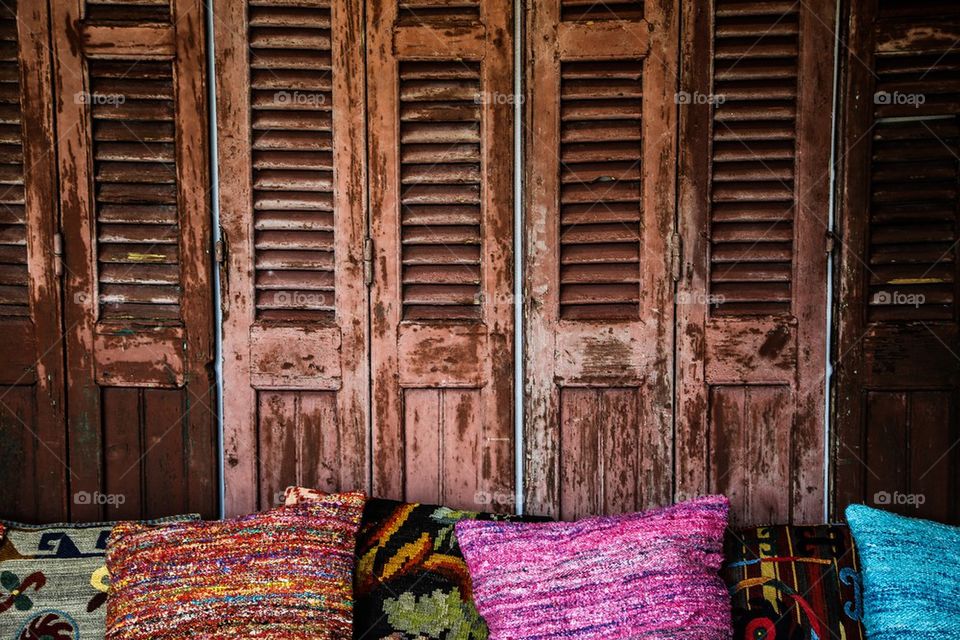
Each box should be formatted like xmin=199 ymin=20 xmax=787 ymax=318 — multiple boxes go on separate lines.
xmin=456 ymin=495 xmax=731 ymax=640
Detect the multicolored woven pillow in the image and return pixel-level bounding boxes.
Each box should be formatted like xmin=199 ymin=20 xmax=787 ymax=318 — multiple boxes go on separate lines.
xmin=285 ymin=486 xmax=549 ymax=640
xmin=105 ymin=493 xmax=365 ymax=640
xmin=847 ymin=504 xmax=960 ymax=639
xmin=455 ymin=495 xmax=732 ymax=640
xmin=0 ymin=515 xmax=197 ymax=640
xmin=724 ymin=524 xmax=866 ymax=640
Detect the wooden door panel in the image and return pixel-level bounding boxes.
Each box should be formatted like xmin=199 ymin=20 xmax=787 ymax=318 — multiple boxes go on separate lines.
xmin=835 ymin=0 xmax=960 ymax=524
xmin=217 ymin=0 xmax=368 ymax=516
xmin=676 ymin=0 xmax=835 ymax=525
xmin=52 ymin=0 xmax=216 ymax=520
xmin=368 ymin=0 xmax=515 ymax=511
xmin=0 ymin=0 xmax=68 ymax=523
xmin=525 ymin=1 xmax=678 ymax=519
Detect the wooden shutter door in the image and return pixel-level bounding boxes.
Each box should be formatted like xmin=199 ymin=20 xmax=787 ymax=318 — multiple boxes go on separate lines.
xmin=217 ymin=0 xmax=368 ymax=515
xmin=835 ymin=0 xmax=960 ymax=523
xmin=525 ymin=1 xmax=678 ymax=519
xmin=676 ymin=0 xmax=835 ymax=524
xmin=52 ymin=0 xmax=216 ymax=520
xmin=0 ymin=0 xmax=68 ymax=522
xmin=367 ymin=1 xmax=515 ymax=510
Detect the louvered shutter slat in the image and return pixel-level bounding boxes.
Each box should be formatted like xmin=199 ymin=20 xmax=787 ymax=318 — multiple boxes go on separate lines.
xmin=89 ymin=61 xmax=181 ymax=322
xmin=399 ymin=60 xmax=482 ymax=322
xmin=708 ymin=0 xmax=799 ymax=316
xmin=85 ymin=0 xmax=171 ymax=23
xmin=249 ymin=2 xmax=335 ymax=322
xmin=558 ymin=61 xmax=642 ymax=320
xmin=0 ymin=5 xmax=26 ymax=318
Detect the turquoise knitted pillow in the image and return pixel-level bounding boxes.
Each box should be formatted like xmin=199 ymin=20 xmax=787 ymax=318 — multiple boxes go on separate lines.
xmin=846 ymin=504 xmax=960 ymax=639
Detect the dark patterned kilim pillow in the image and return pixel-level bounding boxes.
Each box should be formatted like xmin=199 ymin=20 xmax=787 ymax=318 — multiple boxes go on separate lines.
xmin=285 ymin=487 xmax=549 ymax=640
xmin=723 ymin=525 xmax=866 ymax=640
xmin=0 ymin=515 xmax=197 ymax=640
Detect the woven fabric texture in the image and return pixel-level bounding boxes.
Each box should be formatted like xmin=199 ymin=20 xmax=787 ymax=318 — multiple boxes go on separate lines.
xmin=724 ymin=524 xmax=866 ymax=640
xmin=285 ymin=486 xmax=549 ymax=640
xmin=455 ymin=495 xmax=731 ymax=640
xmin=105 ymin=494 xmax=365 ymax=640
xmin=846 ymin=504 xmax=960 ymax=639
xmin=0 ymin=515 xmax=196 ymax=640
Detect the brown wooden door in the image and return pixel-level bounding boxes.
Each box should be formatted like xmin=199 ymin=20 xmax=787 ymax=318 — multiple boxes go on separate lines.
xmin=216 ymin=0 xmax=369 ymax=516
xmin=0 ymin=0 xmax=69 ymax=523
xmin=367 ymin=0 xmax=516 ymax=510
xmin=524 ymin=1 xmax=679 ymax=519
xmin=834 ymin=0 xmax=960 ymax=524
xmin=676 ymin=0 xmax=835 ymax=525
xmin=51 ymin=0 xmax=217 ymax=520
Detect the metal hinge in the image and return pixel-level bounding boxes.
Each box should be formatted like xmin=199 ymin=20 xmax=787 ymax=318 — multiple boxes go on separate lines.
xmin=363 ymin=236 xmax=374 ymax=286
xmin=53 ymin=232 xmax=63 ymax=277
xmin=825 ymin=229 xmax=840 ymax=256
xmin=214 ymin=238 xmax=226 ymax=265
xmin=669 ymin=232 xmax=683 ymax=282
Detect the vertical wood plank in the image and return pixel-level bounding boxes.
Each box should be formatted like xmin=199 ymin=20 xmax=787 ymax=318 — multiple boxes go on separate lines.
xmin=442 ymin=389 xmax=482 ymax=509
xmin=143 ymin=389 xmax=187 ymax=518
xmin=560 ymin=388 xmax=600 ymax=520
xmin=257 ymin=392 xmax=300 ymax=508
xmin=300 ymin=392 xmax=340 ymax=494
xmin=909 ymin=393 xmax=954 ymax=522
xmin=864 ymin=392 xmax=908 ymax=514
xmin=0 ymin=387 xmax=38 ymax=520
xmin=102 ymin=388 xmax=142 ymax=521
xmin=599 ymin=389 xmax=642 ymax=515
xmin=403 ymin=389 xmax=441 ymax=505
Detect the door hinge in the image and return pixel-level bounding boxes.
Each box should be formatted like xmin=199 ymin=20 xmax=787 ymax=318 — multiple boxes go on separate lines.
xmin=670 ymin=232 xmax=683 ymax=282
xmin=363 ymin=236 xmax=374 ymax=287
xmin=53 ymin=231 xmax=63 ymax=277
xmin=214 ymin=238 xmax=226 ymax=265
xmin=825 ymin=229 xmax=840 ymax=256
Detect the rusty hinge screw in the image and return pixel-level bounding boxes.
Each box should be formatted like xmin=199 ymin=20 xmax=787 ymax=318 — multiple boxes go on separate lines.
xmin=363 ymin=237 xmax=374 ymax=286
xmin=53 ymin=231 xmax=63 ymax=277
xmin=670 ymin=232 xmax=683 ymax=282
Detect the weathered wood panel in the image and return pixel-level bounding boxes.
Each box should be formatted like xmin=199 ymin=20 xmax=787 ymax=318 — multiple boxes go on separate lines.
xmin=834 ymin=0 xmax=960 ymax=524
xmin=677 ymin=0 xmax=836 ymax=525
xmin=51 ymin=0 xmax=216 ymax=520
xmin=217 ymin=0 xmax=369 ymax=516
xmin=525 ymin=0 xmax=677 ymax=519
xmin=0 ymin=0 xmax=69 ymax=523
xmin=367 ymin=0 xmax=515 ymax=511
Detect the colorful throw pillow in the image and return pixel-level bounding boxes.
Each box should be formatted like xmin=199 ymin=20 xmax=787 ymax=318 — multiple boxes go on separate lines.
xmin=285 ymin=486 xmax=550 ymax=640
xmin=0 ymin=515 xmax=197 ymax=640
xmin=846 ymin=504 xmax=960 ymax=639
xmin=105 ymin=493 xmax=365 ymax=640
xmin=724 ymin=524 xmax=866 ymax=640
xmin=455 ymin=495 xmax=731 ymax=640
